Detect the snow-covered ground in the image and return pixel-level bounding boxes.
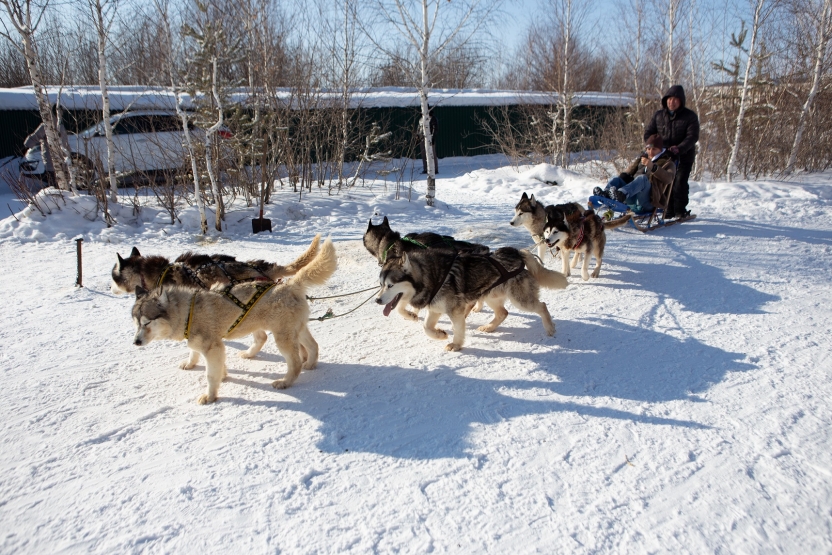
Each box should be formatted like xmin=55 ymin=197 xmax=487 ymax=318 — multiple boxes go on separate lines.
xmin=1 ymin=155 xmax=831 ymax=553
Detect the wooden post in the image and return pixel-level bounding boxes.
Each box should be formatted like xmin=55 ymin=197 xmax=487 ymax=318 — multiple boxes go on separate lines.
xmin=75 ymin=238 xmax=83 ymax=287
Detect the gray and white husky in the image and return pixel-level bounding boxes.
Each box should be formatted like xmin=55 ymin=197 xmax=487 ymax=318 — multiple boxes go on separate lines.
xmin=542 ymin=208 xmax=631 ymax=280
xmin=131 ymin=238 xmax=337 ymax=404
xmin=112 ymin=234 xmax=321 ymax=294
xmin=363 ymin=216 xmax=490 ymax=320
xmin=510 ymin=192 xmax=587 ymax=267
xmin=376 ymin=247 xmax=568 ymax=351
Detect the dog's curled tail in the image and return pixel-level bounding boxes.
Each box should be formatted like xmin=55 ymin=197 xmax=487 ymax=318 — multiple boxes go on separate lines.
xmin=286 ymin=233 xmax=322 ymax=273
xmin=266 ymin=233 xmax=322 ymax=279
xmin=520 ymin=251 xmax=568 ymax=290
xmin=291 ymin=237 xmax=337 ymax=289
xmin=603 ymin=213 xmax=632 ymax=230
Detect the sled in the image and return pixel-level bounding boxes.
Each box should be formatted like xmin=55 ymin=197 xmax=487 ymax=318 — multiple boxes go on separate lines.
xmin=588 ymin=195 xmax=696 ymax=233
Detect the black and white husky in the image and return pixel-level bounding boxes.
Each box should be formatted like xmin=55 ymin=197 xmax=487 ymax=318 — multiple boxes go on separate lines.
xmin=376 ymin=247 xmax=567 ymax=351
xmin=363 ymin=216 xmax=489 ymax=320
xmin=510 ymin=192 xmax=586 ymax=267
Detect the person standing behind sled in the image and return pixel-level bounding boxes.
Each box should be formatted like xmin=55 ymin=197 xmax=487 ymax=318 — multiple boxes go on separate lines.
xmin=418 ymin=107 xmax=438 ymax=175
xmin=593 ymin=134 xmax=676 ymax=214
xmin=643 ymin=84 xmax=699 ymax=219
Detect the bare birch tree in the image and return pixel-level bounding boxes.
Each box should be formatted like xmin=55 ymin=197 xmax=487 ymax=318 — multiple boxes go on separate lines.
xmin=725 ymin=0 xmax=780 ymax=180
xmin=784 ymin=0 xmax=832 ymax=173
xmin=85 ymin=0 xmax=119 ymax=201
xmin=0 ymin=0 xmax=73 ymax=191
xmin=156 ymin=0 xmax=209 ymax=233
xmin=362 ymin=0 xmax=500 ymax=206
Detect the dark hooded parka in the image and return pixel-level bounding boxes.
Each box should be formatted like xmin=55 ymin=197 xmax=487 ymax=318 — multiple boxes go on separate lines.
xmin=643 ymin=85 xmax=700 ymax=215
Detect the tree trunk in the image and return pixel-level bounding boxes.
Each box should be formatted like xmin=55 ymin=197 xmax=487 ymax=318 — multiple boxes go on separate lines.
xmin=726 ymin=0 xmax=766 ymax=181
xmin=93 ymin=0 xmax=118 ymax=202
xmin=176 ymin=102 xmax=208 ymax=234
xmin=10 ymin=13 xmax=71 ymax=191
xmin=205 ymin=56 xmax=224 ymax=231
xmin=419 ymin=0 xmax=436 ymax=207
xmin=785 ymin=0 xmax=831 ymax=174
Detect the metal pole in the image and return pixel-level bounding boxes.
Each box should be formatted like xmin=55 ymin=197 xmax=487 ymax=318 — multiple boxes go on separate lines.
xmin=75 ymin=238 xmax=83 ymax=287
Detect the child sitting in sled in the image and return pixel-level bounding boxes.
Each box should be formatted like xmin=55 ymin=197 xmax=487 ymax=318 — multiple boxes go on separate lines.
xmin=593 ymin=134 xmax=676 ymax=214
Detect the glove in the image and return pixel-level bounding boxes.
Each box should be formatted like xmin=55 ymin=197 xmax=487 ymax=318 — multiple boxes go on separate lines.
xmin=669 ymin=145 xmax=680 ymax=155
xmin=618 ymin=172 xmax=634 ymax=184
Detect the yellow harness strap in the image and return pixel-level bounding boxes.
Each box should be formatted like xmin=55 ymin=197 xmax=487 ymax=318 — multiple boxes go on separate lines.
xmin=184 ymin=293 xmax=196 ymax=340
xmin=226 ymin=282 xmax=278 ymax=336
xmin=157 ymin=265 xmax=173 ymax=289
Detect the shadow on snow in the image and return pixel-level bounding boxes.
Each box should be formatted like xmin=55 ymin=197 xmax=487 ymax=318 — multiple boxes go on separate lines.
xmin=222 ymin=316 xmax=751 ymax=461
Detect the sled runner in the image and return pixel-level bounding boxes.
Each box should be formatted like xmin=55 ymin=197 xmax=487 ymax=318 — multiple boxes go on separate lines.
xmin=588 ymin=195 xmax=696 ymax=233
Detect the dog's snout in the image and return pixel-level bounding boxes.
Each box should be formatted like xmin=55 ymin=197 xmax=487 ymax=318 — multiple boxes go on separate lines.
xmin=134 ymin=338 xmax=143 ymax=346
xmin=375 ymin=298 xmax=383 ymax=305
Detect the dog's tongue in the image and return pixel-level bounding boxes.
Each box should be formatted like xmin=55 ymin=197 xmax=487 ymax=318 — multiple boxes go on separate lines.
xmin=382 ymin=293 xmax=402 ymax=317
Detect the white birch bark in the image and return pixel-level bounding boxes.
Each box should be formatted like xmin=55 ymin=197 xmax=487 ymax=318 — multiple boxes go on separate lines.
xmin=726 ymin=0 xmax=768 ymax=181
xmin=337 ymin=0 xmax=355 ymax=188
xmin=784 ymin=0 xmax=831 ymax=174
xmin=1 ymin=0 xmax=72 ymax=192
xmin=365 ymin=0 xmax=485 ymax=206
xmin=175 ymin=96 xmax=208 ymax=234
xmin=156 ymin=0 xmax=208 ymax=233
xmin=88 ymin=0 xmax=118 ymax=201
xmin=204 ymin=56 xmax=224 ymax=231
xmin=559 ymin=0 xmax=572 ymax=168
xmin=417 ymin=0 xmax=437 ymax=205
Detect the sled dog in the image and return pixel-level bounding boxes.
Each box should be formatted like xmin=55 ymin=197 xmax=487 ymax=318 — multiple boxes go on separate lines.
xmin=112 ymin=234 xmax=321 ymax=294
xmin=131 ymin=238 xmax=337 ymax=404
xmin=376 ymin=247 xmax=567 ymax=351
xmin=542 ymin=209 xmax=631 ymax=280
xmin=510 ymin=192 xmax=586 ymax=265
xmin=363 ymin=216 xmax=489 ymax=320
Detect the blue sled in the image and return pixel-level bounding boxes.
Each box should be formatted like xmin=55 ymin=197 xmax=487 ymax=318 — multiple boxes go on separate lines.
xmin=588 ymin=195 xmax=695 ymax=232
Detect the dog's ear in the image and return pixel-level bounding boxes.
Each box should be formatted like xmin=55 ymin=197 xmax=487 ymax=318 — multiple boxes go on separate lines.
xmin=529 ymin=194 xmax=537 ymax=207
xmin=520 ymin=192 xmax=528 ymax=200
xmin=135 ymin=285 xmax=147 ymax=299
xmin=401 ymin=252 xmax=412 ymax=272
xmin=367 ymin=219 xmax=374 ymax=230
xmin=159 ymin=290 xmax=170 ymax=305
xmin=130 ymin=246 xmax=141 ymax=258
xmin=116 ymin=253 xmax=125 ymax=270
xmin=381 ymin=216 xmax=390 ymax=228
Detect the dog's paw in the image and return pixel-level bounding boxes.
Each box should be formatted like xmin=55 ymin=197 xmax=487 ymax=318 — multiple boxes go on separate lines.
xmin=591 ymin=269 xmax=601 ymax=278
xmin=197 ymin=394 xmax=216 ymax=405
xmin=401 ymin=310 xmax=420 ymax=322
xmin=445 ymin=342 xmax=463 ymax=352
xmin=427 ymin=328 xmax=448 ymax=340
xmin=302 ymin=360 xmax=317 ymax=370
xmin=581 ymin=272 xmax=590 ymax=281
xmin=477 ymin=324 xmax=497 ymax=333
xmin=179 ymin=360 xmax=196 ymax=370
xmin=239 ymin=350 xmax=256 ymax=360
xmin=272 ymin=379 xmax=290 ymax=390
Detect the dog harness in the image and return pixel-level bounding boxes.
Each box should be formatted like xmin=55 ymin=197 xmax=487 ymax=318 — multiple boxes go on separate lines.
xmin=381 ymin=234 xmax=485 ymax=265
xmin=483 ymin=256 xmax=525 ymax=291
xmin=184 ymin=294 xmax=197 ymax=340
xmin=157 ymin=260 xmax=272 ymax=291
xmin=221 ymin=281 xmax=279 ymax=335
xmin=182 ymin=281 xmax=279 ymax=339
xmin=573 ymin=225 xmax=585 ymax=249
xmin=424 ymin=253 xmax=525 ymax=307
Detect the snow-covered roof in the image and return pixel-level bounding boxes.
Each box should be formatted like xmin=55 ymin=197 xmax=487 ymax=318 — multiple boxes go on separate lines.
xmin=0 ymin=86 xmax=635 ymax=111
